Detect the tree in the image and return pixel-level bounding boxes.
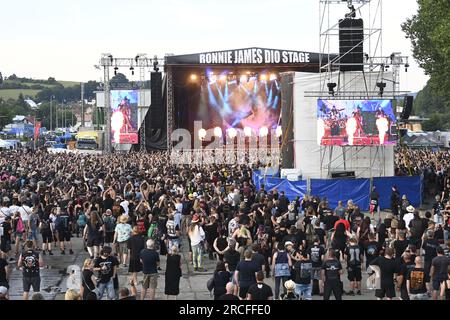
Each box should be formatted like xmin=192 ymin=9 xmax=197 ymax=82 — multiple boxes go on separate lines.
xmin=402 ymin=0 xmax=450 ymax=100
xmin=0 ymin=72 xmax=3 ymax=86
xmin=109 ymin=73 xmax=129 ymax=87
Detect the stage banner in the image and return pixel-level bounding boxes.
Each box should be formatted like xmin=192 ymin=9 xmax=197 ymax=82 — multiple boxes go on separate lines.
xmin=166 ymin=47 xmax=322 ymax=66
xmin=311 ymin=178 xmax=371 ymax=211
xmin=110 ymin=90 xmax=139 ymax=144
xmin=373 ymin=176 xmax=422 ymax=209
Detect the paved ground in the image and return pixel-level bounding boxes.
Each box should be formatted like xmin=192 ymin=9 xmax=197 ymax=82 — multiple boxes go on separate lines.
xmin=4 ymin=210 xmax=409 ymax=300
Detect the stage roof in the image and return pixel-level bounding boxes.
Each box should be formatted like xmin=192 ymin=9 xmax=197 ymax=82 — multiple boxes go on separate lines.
xmin=165 ymin=47 xmax=336 ymax=72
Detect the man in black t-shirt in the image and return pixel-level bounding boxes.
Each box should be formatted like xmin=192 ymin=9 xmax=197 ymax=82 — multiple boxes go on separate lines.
xmin=307 ymin=238 xmax=325 ymax=295
xmin=322 ymin=248 xmax=343 ymax=300
xmin=235 ymin=250 xmax=259 ymax=299
xmin=364 ymin=233 xmax=381 ymax=269
xmin=344 ymin=238 xmax=363 ymax=296
xmin=247 ymin=271 xmax=273 ymax=300
xmin=430 ymin=246 xmax=450 ymax=300
xmin=370 ymin=247 xmax=399 ymax=300
xmin=18 ymin=240 xmax=43 ymax=300
xmin=397 ymin=253 xmax=415 ymax=300
xmin=422 ymin=231 xmax=439 ymax=287
xmin=94 ymin=246 xmax=119 ymax=300
xmin=407 ymin=256 xmax=428 ymax=300
xmin=224 ymin=239 xmax=240 ymax=273
xmin=0 ymin=254 xmax=8 ymax=290
xmin=218 ymin=282 xmax=240 ymax=300
xmin=140 ymin=239 xmax=160 ymax=300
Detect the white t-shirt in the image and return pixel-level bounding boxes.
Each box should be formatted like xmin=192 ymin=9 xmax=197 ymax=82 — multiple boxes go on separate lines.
xmin=120 ymin=200 xmax=129 ymax=215
xmin=403 ymin=213 xmax=414 ymax=229
xmin=18 ymin=205 xmax=32 ymax=222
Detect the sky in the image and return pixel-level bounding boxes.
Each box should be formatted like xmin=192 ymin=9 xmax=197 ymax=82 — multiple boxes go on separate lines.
xmin=0 ymin=0 xmax=428 ymax=92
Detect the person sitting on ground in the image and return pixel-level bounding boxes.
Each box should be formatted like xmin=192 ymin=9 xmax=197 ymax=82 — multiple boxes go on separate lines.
xmin=119 ymin=287 xmax=136 ymax=300
xmin=31 ymin=292 xmax=45 ymax=300
xmin=217 ymin=282 xmax=239 ymax=300
xmin=65 ymin=288 xmax=81 ymax=300
xmin=280 ymin=280 xmax=299 ymax=300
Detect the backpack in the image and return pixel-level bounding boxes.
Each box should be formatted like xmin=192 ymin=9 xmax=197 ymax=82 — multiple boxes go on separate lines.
xmin=22 ymin=250 xmax=39 ymax=273
xmin=16 ymin=217 xmax=25 ymax=233
xmin=137 ymin=218 xmax=146 ymax=234
xmin=348 ymin=246 xmax=361 ymax=266
xmin=77 ymin=213 xmax=87 ymax=228
xmin=147 ymin=223 xmax=158 ymax=239
xmin=103 ymin=216 xmax=116 ymax=233
xmin=39 ymin=220 xmax=50 ymax=232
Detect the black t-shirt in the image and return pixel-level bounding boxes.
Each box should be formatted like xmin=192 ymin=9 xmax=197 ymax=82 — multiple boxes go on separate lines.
xmin=314 ymin=228 xmax=326 ymax=245
xmin=94 ymin=255 xmax=119 ymax=283
xmin=1 ymin=222 xmax=11 ymax=241
xmin=323 ymin=215 xmax=339 ymax=231
xmin=218 ymin=293 xmax=240 ymax=300
xmin=365 ymin=241 xmax=381 ymax=263
xmin=398 ymin=261 xmax=415 ymax=291
xmin=294 ymin=259 xmax=312 ymax=284
xmin=128 ymin=234 xmax=145 ymax=259
xmin=393 ymin=239 xmax=409 ymax=260
xmin=308 ymin=245 xmax=325 ymax=268
xmin=247 ymin=282 xmax=273 ymax=300
xmin=103 ymin=198 xmax=114 ymax=211
xmin=370 ymin=256 xmax=399 ymax=287
xmin=0 ymin=258 xmax=7 ymax=284
xmin=82 ymin=269 xmax=96 ymax=292
xmin=224 ymin=249 xmax=240 ymax=272
xmin=21 ymin=250 xmax=40 ymax=276
xmin=322 ymin=259 xmax=342 ymax=281
xmin=422 ymin=239 xmax=439 ymax=261
xmin=407 ymin=268 xmax=427 ymax=294
xmin=251 ymin=253 xmax=265 ymax=271
xmin=345 ymin=245 xmax=362 ymax=267
xmin=140 ymin=248 xmax=160 ymax=274
xmin=431 ymin=256 xmax=450 ymax=281
xmin=236 ymin=260 xmax=259 ymax=287
xmin=294 ymin=230 xmax=306 ymax=247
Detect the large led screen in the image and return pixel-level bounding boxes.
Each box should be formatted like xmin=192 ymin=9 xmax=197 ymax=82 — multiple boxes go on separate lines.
xmin=317 ymin=99 xmax=397 ymax=146
xmin=110 ymin=90 xmax=138 ymax=144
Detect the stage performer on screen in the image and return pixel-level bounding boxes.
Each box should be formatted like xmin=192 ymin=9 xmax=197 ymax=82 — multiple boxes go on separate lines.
xmin=346 ymin=116 xmax=357 ymax=146
xmin=118 ymin=97 xmax=133 ymax=133
xmin=353 ymin=107 xmax=364 ymax=137
xmin=240 ymin=96 xmax=272 ymax=130
xmin=375 ymin=109 xmax=389 ymax=145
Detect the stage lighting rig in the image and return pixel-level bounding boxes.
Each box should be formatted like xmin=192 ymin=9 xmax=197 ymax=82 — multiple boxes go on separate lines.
xmin=376 ymin=82 xmax=386 ymax=96
xmin=327 ymin=82 xmax=337 ymax=96
xmin=345 ymin=3 xmax=356 ymax=18
xmin=405 ymin=63 xmax=409 ymax=72
xmin=130 ymin=67 xmax=134 ymax=76
xmin=108 ymin=54 xmax=113 ymax=64
xmin=114 ymin=66 xmax=118 ymax=75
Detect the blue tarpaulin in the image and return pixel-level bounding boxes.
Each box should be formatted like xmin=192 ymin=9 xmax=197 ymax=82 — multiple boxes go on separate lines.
xmin=252 ymin=172 xmax=307 ymax=200
xmin=373 ymin=176 xmax=422 ymax=209
xmin=311 ymin=179 xmax=371 ymax=210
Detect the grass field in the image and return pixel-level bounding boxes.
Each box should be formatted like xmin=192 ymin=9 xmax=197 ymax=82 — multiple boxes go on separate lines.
xmin=0 ymin=79 xmax=80 ymax=100
xmin=0 ymin=89 xmax=41 ymax=100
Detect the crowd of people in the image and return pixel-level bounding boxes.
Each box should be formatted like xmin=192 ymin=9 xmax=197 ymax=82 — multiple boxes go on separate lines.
xmin=0 ymin=148 xmax=449 ymax=301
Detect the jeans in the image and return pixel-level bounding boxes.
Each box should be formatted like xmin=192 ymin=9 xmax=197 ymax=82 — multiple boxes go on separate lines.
xmin=409 ymin=293 xmax=428 ymax=300
xmin=168 ymin=238 xmax=180 ymax=252
xmin=192 ymin=244 xmax=203 ymax=268
xmin=295 ymin=283 xmax=312 ymax=300
xmin=274 ymin=276 xmax=289 ymax=299
xmin=97 ymin=279 xmax=115 ymax=300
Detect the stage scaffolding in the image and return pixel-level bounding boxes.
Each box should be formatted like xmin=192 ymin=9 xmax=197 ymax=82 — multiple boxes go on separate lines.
xmin=307 ymin=0 xmax=409 ymax=179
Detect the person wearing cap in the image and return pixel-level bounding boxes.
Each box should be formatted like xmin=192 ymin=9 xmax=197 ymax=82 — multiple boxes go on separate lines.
xmin=93 ymin=246 xmax=119 ymax=300
xmin=113 ymin=215 xmax=132 ymax=268
xmin=188 ymin=214 xmax=206 ymax=272
xmin=280 ymin=279 xmax=299 ymax=300
xmin=403 ymin=205 xmax=415 ymax=229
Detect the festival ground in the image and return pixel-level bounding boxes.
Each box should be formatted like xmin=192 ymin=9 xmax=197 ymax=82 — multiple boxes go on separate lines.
xmin=5 ymin=211 xmax=397 ymax=301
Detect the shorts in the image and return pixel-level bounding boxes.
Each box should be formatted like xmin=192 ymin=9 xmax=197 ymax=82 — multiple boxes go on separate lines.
xmin=311 ymin=267 xmax=321 ymax=280
xmin=41 ymin=232 xmax=53 ymax=243
xmin=87 ymin=237 xmax=102 ymax=247
xmin=433 ymin=278 xmax=444 ymax=291
xmin=104 ymin=232 xmax=114 ymax=244
xmin=23 ymin=275 xmax=40 ymax=292
xmin=375 ymin=284 xmax=395 ymax=299
xmin=142 ymin=273 xmax=158 ymax=289
xmin=239 ymin=285 xmax=250 ymax=299
xmin=58 ymin=230 xmax=71 ymax=242
xmin=14 ymin=231 xmax=24 ymax=239
xmin=409 ymin=293 xmax=429 ymax=300
xmin=118 ymin=241 xmax=129 ymax=255
xmin=347 ymin=267 xmax=362 ymax=282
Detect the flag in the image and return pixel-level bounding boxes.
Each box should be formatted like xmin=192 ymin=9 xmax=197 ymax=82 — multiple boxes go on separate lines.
xmin=34 ymin=121 xmax=41 ymax=140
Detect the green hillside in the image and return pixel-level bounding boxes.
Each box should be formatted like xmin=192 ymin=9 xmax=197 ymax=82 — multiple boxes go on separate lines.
xmin=0 ymin=78 xmax=80 ymax=100
xmin=0 ymin=89 xmax=41 ymax=100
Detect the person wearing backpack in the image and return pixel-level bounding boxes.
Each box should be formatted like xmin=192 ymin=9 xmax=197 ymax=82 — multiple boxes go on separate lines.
xmin=344 ymin=237 xmax=363 ymax=296
xmin=272 ymin=242 xmax=293 ymax=299
xmin=307 ymin=237 xmax=325 ymax=296
xmin=83 ymin=211 xmax=104 ymax=259
xmin=39 ymin=212 xmax=53 ymax=256
xmin=54 ymin=207 xmax=73 ymax=255
xmin=102 ymin=210 xmax=116 ymax=248
xmin=18 ymin=240 xmax=43 ymax=300
xmin=305 ymin=222 xmax=316 ymax=249
xmin=293 ymin=251 xmax=313 ymax=300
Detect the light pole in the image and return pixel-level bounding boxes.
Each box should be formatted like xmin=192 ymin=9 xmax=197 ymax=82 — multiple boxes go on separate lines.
xmin=50 ymin=95 xmax=54 ymax=131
